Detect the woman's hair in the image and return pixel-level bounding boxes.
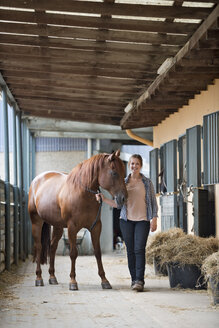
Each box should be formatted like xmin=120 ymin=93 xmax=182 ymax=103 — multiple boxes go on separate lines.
xmin=128 ymin=154 xmax=143 ymax=168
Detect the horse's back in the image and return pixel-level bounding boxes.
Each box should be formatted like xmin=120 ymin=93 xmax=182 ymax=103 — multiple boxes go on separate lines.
xmin=28 ymin=171 xmax=67 ymax=225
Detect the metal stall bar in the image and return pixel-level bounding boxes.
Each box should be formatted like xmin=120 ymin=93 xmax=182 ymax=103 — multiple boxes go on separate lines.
xmin=22 ymin=122 xmax=28 ymax=257
xmin=17 ymin=112 xmax=25 ymax=260
xmin=26 ymin=126 xmax=32 ymax=255
xmin=31 ymin=133 xmax=36 ymax=180
xmin=2 ymin=86 xmax=11 ymax=270
xmin=12 ymin=103 xmax=19 ymax=265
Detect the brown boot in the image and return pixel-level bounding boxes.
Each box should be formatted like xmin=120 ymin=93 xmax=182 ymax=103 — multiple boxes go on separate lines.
xmin=132 ymin=280 xmax=144 ymax=292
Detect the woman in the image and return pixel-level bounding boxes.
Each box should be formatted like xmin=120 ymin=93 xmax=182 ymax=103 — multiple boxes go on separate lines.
xmin=96 ymin=154 xmax=158 ymax=292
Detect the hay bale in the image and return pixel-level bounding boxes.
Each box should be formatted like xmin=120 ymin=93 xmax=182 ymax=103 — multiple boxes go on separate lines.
xmin=201 ymin=251 xmax=219 ymax=283
xmin=146 ymin=228 xmax=185 ymax=265
xmin=160 ymin=234 xmax=219 ymax=267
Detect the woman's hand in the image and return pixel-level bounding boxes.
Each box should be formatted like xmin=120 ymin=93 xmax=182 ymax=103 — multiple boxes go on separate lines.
xmin=95 ymin=193 xmax=104 ymax=203
xmin=150 ymin=217 xmax=157 ymax=232
xmin=95 ymin=193 xmax=117 ymax=208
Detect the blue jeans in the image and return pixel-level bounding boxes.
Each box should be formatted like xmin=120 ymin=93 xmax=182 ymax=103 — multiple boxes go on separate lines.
xmin=120 ymin=219 xmax=150 ymax=283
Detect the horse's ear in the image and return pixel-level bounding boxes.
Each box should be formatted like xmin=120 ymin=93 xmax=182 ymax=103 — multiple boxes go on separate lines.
xmin=108 ymin=149 xmax=120 ymax=162
xmin=108 ymin=152 xmax=115 ymax=162
xmin=115 ymin=149 xmax=120 ymax=157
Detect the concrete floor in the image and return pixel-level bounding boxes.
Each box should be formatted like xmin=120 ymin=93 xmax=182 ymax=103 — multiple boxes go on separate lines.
xmin=0 ymin=252 xmax=218 ymax=328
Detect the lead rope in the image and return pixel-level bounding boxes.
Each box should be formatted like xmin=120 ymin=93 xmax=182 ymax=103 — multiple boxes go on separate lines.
xmin=85 ymin=187 xmax=103 ymax=231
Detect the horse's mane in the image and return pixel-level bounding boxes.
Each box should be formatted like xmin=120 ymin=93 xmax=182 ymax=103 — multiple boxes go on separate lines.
xmin=67 ymin=153 xmax=109 ymax=189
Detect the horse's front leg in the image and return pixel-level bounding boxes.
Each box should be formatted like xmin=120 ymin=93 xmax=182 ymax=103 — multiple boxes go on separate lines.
xmin=68 ymin=224 xmax=78 ymax=290
xmin=49 ymin=226 xmax=63 ymax=285
xmin=90 ymin=221 xmax=112 ymax=289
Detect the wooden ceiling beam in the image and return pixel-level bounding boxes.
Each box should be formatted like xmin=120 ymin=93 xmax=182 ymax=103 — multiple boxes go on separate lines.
xmin=0 ymin=43 xmax=167 ymax=66
xmin=0 ymin=9 xmax=198 ymax=34
xmin=158 ymin=82 xmax=214 ymax=92
xmin=0 ymin=34 xmax=180 ymax=56
xmin=4 ymin=75 xmax=144 ymax=90
xmin=0 ymin=51 xmax=159 ymax=71
xmin=4 ymin=76 xmax=144 ymax=90
xmin=174 ymin=66 xmax=219 ymax=73
xmin=199 ymin=39 xmax=219 ymax=49
xmin=0 ymin=1 xmax=212 ymax=20
xmin=0 ymin=63 xmax=157 ymax=81
xmin=179 ymin=58 xmax=219 ymax=67
xmin=207 ymin=29 xmax=219 ymax=39
xmin=22 ymin=109 xmax=121 ymax=126
xmin=18 ymin=97 xmax=126 ymax=108
xmin=11 ymin=87 xmax=136 ymax=100
xmin=20 ymin=104 xmax=122 ymax=117
xmin=17 ymin=94 xmax=129 ymax=105
xmin=186 ymin=49 xmax=219 ymax=59
xmin=1 ymin=69 xmax=150 ymax=86
xmin=6 ymin=80 xmax=142 ymax=94
xmin=0 ymin=22 xmax=188 ymax=45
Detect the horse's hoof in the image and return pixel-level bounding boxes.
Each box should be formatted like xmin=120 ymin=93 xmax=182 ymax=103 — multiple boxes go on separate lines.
xmin=35 ymin=279 xmax=44 ymax=287
xmin=101 ymin=281 xmax=112 ymax=289
xmin=69 ymin=282 xmax=78 ymax=291
xmin=49 ymin=277 xmax=58 ymax=285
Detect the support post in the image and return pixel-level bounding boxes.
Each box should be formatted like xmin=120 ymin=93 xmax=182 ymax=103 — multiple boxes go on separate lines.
xmin=26 ymin=127 xmax=32 ymax=255
xmin=17 ymin=112 xmax=25 ymax=260
xmin=12 ymin=104 xmax=19 ymax=265
xmin=31 ymin=134 xmax=36 ymax=180
xmin=87 ymin=138 xmax=92 ymax=159
xmin=96 ymin=139 xmax=100 ymax=154
xmin=2 ymin=86 xmax=11 ymax=270
xmin=22 ymin=122 xmax=28 ymax=256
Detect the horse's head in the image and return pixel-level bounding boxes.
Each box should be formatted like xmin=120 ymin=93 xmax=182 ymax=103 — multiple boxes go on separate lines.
xmin=98 ymin=150 xmax=127 ymax=208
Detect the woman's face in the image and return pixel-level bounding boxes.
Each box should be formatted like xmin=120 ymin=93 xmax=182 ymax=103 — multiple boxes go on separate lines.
xmin=129 ymin=157 xmax=142 ymax=174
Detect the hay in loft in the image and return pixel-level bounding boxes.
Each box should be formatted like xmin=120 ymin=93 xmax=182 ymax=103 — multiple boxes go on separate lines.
xmin=201 ymin=251 xmax=219 ymax=283
xmin=159 ymin=234 xmax=219 ymax=267
xmin=146 ymin=227 xmax=185 ymax=265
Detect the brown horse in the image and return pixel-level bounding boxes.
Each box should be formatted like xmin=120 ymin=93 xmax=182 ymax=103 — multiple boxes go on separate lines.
xmin=28 ymin=150 xmax=127 ymax=290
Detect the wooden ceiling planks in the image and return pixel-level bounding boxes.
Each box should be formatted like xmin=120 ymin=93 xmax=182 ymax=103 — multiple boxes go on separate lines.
xmin=121 ymin=3 xmax=219 ymax=129
xmin=0 ymin=9 xmax=198 ymax=34
xmin=0 ymin=0 xmax=218 ymax=127
xmin=0 ymin=0 xmax=213 ymax=19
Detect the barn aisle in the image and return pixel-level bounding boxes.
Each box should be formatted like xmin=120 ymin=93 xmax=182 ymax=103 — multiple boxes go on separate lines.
xmin=0 ymin=252 xmax=218 ymax=328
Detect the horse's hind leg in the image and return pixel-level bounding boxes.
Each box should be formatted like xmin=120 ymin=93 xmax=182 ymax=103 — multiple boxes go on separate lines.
xmin=49 ymin=226 xmax=63 ymax=285
xmin=31 ymin=214 xmax=44 ymax=286
xmin=90 ymin=221 xmax=112 ymax=289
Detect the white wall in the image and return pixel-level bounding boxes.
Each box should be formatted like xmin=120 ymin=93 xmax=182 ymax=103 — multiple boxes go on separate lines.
xmin=35 ymin=150 xmax=86 ymax=176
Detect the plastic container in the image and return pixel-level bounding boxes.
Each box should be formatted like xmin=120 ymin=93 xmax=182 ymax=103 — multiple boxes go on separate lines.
xmin=166 ymin=262 xmax=206 ymax=289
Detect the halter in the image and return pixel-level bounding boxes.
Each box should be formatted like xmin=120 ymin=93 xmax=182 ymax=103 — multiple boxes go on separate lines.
xmin=85 ymin=187 xmax=103 ymax=231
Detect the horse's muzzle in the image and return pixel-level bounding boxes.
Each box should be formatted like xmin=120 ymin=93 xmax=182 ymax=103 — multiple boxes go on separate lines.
xmin=115 ymin=192 xmax=127 ymax=209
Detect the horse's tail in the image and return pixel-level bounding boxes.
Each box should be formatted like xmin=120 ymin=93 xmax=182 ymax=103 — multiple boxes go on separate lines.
xmin=40 ymin=222 xmax=51 ymax=264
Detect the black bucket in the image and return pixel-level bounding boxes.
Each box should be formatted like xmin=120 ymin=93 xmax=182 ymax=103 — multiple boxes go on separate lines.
xmin=166 ymin=262 xmax=206 ymax=289
xmin=154 ymin=257 xmax=168 ymax=276
xmin=209 ymin=276 xmax=219 ymax=305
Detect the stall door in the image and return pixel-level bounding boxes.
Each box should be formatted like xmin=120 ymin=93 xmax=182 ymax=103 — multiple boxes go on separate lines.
xmin=160 ymin=140 xmax=178 ymax=231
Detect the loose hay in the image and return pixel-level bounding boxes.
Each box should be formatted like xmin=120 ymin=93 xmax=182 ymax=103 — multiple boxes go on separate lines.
xmin=146 ymin=228 xmax=185 ymax=265
xmin=160 ymin=235 xmax=219 ymax=267
xmin=0 ymin=264 xmax=23 ymax=301
xmin=146 ymin=228 xmax=219 ymax=269
xmin=201 ymin=251 xmax=219 ymax=283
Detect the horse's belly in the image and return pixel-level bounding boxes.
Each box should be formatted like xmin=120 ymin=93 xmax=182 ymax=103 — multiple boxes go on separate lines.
xmin=35 ymin=188 xmax=64 ymax=226
xmin=36 ymin=200 xmax=63 ymax=226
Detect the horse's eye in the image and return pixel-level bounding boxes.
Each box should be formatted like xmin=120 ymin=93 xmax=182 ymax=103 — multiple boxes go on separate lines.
xmin=111 ymin=171 xmax=118 ymax=178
